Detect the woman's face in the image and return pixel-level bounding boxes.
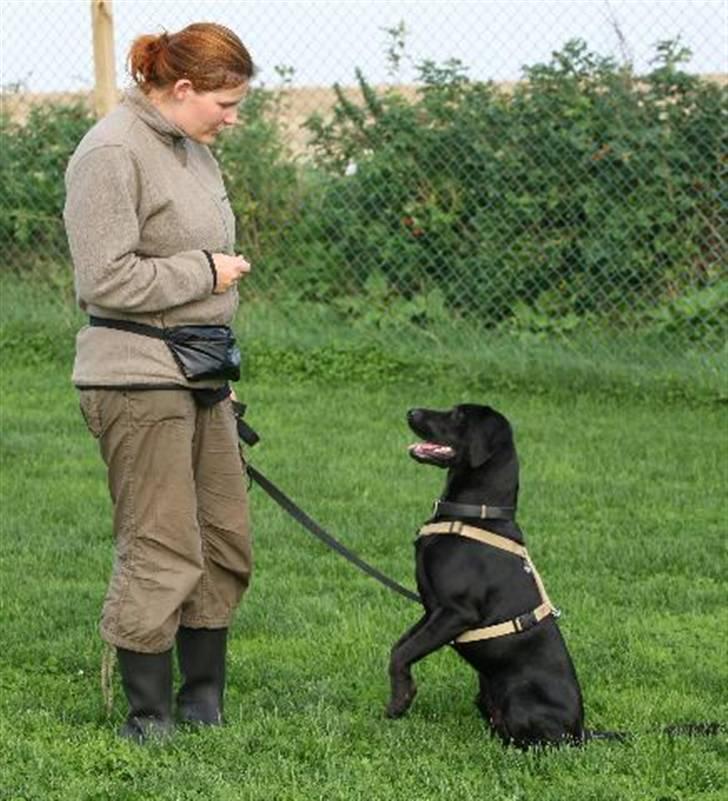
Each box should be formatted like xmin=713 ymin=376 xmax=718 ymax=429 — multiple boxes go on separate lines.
xmin=171 ymin=81 xmax=249 ymax=144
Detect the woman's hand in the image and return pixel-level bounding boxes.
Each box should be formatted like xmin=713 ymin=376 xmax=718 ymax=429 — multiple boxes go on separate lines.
xmin=211 ymin=253 xmax=251 ymax=293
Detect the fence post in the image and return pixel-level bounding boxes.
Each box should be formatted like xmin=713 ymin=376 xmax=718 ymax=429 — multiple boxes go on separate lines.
xmin=91 ymin=0 xmax=117 ymax=117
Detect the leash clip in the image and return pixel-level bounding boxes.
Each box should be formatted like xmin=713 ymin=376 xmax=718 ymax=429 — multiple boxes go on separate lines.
xmin=232 ymin=401 xmax=261 ymax=447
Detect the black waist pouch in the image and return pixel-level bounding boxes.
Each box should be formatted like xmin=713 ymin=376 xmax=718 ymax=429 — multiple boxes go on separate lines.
xmin=89 ymin=316 xmax=241 ymax=382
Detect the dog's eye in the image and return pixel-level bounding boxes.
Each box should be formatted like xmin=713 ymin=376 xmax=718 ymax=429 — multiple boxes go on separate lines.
xmin=452 ymin=407 xmax=465 ymax=426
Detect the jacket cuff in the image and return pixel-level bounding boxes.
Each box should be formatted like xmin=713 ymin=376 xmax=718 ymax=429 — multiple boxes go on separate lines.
xmin=202 ymin=250 xmax=217 ymax=291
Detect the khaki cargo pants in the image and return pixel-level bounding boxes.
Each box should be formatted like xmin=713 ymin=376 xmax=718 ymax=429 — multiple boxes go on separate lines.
xmin=79 ymin=389 xmax=252 ymax=653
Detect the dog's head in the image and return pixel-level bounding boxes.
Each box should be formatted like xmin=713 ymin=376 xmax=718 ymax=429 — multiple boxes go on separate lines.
xmin=407 ymin=404 xmax=514 ymax=470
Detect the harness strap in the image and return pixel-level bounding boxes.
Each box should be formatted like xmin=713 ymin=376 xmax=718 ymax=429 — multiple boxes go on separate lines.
xmin=419 ymin=521 xmax=528 ymax=557
xmin=418 ymin=521 xmax=559 ymax=643
xmin=455 ymin=602 xmax=554 ymax=643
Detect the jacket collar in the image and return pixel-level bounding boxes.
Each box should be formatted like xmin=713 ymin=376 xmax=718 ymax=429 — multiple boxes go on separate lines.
xmin=123 ymin=86 xmax=188 ymax=144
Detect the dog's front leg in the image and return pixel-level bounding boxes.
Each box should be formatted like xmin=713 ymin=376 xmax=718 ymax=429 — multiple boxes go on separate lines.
xmin=387 ymin=608 xmax=468 ymax=719
xmin=391 ymin=613 xmax=431 ymax=651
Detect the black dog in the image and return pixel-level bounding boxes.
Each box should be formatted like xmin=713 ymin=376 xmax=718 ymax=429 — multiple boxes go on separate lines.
xmin=387 ymin=404 xmax=594 ymax=748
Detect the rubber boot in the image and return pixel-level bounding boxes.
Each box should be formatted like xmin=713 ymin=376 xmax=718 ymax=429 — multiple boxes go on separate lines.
xmin=116 ymin=648 xmax=174 ymax=743
xmin=176 ymin=627 xmax=227 ymax=726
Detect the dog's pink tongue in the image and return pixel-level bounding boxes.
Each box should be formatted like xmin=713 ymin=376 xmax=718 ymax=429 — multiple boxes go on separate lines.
xmin=409 ymin=442 xmax=455 ymax=459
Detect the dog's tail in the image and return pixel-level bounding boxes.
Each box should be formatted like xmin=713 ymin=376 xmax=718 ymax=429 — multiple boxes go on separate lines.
xmin=584 ymin=729 xmax=630 ymax=743
xmin=663 ymin=722 xmax=727 ymax=738
xmin=584 ymin=722 xmax=726 ymax=744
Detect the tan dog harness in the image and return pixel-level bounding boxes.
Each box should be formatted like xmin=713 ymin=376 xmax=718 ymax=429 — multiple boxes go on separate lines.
xmin=417 ymin=520 xmax=560 ymax=643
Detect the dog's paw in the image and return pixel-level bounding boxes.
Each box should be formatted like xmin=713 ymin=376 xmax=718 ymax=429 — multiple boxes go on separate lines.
xmin=385 ymin=701 xmax=407 ymax=719
xmin=386 ymin=686 xmax=417 ymax=719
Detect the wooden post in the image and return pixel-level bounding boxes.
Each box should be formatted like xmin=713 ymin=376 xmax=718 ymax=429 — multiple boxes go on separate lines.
xmin=91 ymin=0 xmax=117 ymax=117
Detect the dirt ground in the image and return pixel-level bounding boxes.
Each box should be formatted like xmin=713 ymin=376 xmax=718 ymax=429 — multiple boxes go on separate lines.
xmin=2 ymin=75 xmax=724 ymax=156
xmin=0 ymin=83 xmax=423 ymax=155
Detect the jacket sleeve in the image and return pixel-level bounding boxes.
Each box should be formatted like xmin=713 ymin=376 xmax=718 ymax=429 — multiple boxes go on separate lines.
xmin=63 ymin=144 xmax=214 ymax=313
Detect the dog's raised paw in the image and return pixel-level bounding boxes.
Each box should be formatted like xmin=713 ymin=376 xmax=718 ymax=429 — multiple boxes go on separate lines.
xmin=385 ymin=701 xmax=407 ymax=719
xmin=386 ymin=687 xmax=417 ymax=719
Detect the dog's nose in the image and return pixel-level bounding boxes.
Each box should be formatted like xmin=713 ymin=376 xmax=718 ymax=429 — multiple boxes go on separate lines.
xmin=407 ymin=408 xmax=423 ymax=425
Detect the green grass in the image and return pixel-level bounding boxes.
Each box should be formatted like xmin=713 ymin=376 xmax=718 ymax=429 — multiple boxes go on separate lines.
xmin=235 ymin=294 xmax=728 ymax=404
xmin=1 ymin=277 xmax=727 ymax=800
xmin=1 ymin=271 xmax=726 ymax=404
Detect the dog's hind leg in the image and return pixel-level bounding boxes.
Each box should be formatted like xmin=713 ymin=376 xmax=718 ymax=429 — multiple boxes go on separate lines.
xmin=475 ymin=673 xmax=503 ymax=735
xmin=387 ymin=608 xmax=471 ymax=719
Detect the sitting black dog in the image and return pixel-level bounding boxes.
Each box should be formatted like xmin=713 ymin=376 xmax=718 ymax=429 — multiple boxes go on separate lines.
xmin=387 ymin=404 xmax=593 ymax=748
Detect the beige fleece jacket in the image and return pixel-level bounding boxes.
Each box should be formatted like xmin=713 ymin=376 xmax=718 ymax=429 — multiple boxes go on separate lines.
xmin=64 ymin=87 xmax=239 ymax=388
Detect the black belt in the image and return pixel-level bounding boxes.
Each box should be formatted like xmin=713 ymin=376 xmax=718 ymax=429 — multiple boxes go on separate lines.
xmin=89 ymin=315 xmax=169 ymax=339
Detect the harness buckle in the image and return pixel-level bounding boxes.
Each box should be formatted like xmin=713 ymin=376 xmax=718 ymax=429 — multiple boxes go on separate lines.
xmin=514 ymin=610 xmax=539 ymax=632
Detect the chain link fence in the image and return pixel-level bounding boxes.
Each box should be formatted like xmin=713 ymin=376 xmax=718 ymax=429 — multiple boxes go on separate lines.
xmin=2 ymin=1 xmax=726 ymax=380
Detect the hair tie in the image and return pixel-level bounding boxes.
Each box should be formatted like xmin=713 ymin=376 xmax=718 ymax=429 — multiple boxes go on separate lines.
xmin=148 ymin=30 xmax=169 ymax=56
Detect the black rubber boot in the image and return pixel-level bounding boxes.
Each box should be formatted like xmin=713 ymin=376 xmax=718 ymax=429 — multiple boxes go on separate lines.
xmin=116 ymin=648 xmax=174 ymax=743
xmin=176 ymin=627 xmax=227 ymax=726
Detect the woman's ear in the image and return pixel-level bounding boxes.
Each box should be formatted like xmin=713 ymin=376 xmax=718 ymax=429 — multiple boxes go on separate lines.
xmin=171 ymin=79 xmax=194 ymax=101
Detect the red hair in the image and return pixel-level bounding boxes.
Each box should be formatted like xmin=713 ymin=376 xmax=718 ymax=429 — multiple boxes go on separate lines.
xmin=128 ymin=23 xmax=254 ymax=93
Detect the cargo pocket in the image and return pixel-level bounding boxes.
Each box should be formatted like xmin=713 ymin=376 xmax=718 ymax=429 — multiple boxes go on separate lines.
xmin=78 ymin=389 xmax=106 ymax=439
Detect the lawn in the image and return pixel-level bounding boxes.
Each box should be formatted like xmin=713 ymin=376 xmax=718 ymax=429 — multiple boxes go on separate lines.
xmin=0 ymin=281 xmax=726 ymax=800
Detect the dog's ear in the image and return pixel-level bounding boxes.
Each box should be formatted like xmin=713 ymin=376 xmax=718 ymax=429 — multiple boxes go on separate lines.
xmin=467 ymin=410 xmax=512 ymax=468
xmin=468 ymin=431 xmax=492 ymax=468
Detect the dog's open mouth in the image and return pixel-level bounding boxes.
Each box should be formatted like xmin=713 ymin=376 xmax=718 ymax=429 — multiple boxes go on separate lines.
xmin=408 ymin=441 xmax=456 ymax=466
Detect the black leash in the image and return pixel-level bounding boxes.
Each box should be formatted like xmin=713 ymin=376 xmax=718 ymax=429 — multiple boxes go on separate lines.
xmin=245 ymin=464 xmax=421 ymax=603
xmin=233 ymin=402 xmax=420 ymax=604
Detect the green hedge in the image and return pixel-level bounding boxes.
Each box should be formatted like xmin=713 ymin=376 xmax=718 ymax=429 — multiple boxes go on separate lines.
xmin=1 ymin=39 xmax=725 ymax=342
xmin=296 ymin=40 xmax=725 ymax=328
xmin=0 ymin=101 xmax=94 ymax=263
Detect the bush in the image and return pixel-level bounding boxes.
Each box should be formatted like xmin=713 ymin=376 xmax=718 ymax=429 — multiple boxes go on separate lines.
xmin=213 ymin=84 xmax=302 ymax=282
xmin=299 ymin=39 xmax=726 ymax=329
xmin=0 ymin=39 xmax=724 ymax=349
xmin=0 ymin=101 xmax=95 ymax=267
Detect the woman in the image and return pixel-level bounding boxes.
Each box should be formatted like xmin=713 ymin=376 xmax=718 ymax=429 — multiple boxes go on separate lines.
xmin=64 ymin=23 xmax=255 ymax=742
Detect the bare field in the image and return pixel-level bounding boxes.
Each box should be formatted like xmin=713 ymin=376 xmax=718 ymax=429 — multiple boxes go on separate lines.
xmin=2 ymin=74 xmax=725 ymax=156
xmin=0 ymin=83 xmax=423 ymax=155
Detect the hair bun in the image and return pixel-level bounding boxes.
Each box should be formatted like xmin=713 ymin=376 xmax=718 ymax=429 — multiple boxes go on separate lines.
xmin=127 ymin=23 xmax=253 ymax=93
xmin=128 ymin=32 xmax=169 ymax=86
xmin=144 ymin=31 xmax=170 ymax=59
